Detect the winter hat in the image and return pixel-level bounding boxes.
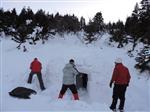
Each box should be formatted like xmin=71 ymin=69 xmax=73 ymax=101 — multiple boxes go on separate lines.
xmin=69 ymin=59 xmax=74 ymax=63
xmin=34 ymin=58 xmax=38 ymax=60
xmin=115 ymin=58 xmax=122 ymax=63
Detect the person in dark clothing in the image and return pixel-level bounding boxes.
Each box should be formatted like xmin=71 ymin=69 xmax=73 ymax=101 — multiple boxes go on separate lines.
xmin=27 ymin=58 xmax=45 ymax=90
xmin=58 ymin=59 xmax=79 ymax=100
xmin=109 ymin=58 xmax=131 ymax=112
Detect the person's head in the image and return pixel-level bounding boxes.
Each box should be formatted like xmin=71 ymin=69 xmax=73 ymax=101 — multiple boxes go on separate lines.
xmin=69 ymin=59 xmax=75 ymax=64
xmin=34 ymin=58 xmax=38 ymax=61
xmin=115 ymin=58 xmax=122 ymax=64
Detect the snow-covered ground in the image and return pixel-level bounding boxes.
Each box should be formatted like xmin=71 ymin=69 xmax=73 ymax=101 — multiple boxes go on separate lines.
xmin=0 ymin=33 xmax=150 ymax=112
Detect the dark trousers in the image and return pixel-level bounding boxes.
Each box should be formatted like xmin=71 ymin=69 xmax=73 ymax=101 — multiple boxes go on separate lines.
xmin=27 ymin=71 xmax=45 ymax=90
xmin=110 ymin=84 xmax=127 ymax=110
xmin=60 ymin=84 xmax=78 ymax=95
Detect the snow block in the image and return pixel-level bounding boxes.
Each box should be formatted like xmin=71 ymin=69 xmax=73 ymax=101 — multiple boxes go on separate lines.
xmin=9 ymin=87 xmax=37 ymax=99
xmin=76 ymin=72 xmax=88 ymax=90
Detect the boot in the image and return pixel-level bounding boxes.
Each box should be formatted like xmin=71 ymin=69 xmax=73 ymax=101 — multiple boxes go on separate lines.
xmin=110 ymin=98 xmax=118 ymax=110
xmin=58 ymin=93 xmax=63 ymax=99
xmin=73 ymin=93 xmax=79 ymax=100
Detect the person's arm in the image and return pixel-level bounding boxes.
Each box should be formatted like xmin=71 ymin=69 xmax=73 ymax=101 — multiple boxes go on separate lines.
xmin=72 ymin=65 xmax=79 ymax=75
xmin=127 ymin=68 xmax=131 ymax=86
xmin=30 ymin=62 xmax=33 ymax=70
xmin=40 ymin=62 xmax=42 ymax=70
xmin=109 ymin=67 xmax=117 ymax=88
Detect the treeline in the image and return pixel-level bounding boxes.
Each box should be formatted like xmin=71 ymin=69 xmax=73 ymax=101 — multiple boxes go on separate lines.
xmin=0 ymin=0 xmax=149 ymax=73
xmin=127 ymin=0 xmax=150 ymax=74
xmin=0 ymin=7 xmax=84 ymax=45
xmin=0 ymin=0 xmax=149 ymax=45
xmin=107 ymin=0 xmax=150 ymax=74
xmin=0 ymin=7 xmax=105 ymax=44
xmin=107 ymin=0 xmax=150 ymax=48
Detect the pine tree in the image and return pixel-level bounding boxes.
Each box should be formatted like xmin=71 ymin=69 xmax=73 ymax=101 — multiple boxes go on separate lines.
xmin=18 ymin=7 xmax=27 ymax=25
xmin=125 ymin=3 xmax=141 ymax=51
xmin=1 ymin=10 xmax=14 ymax=36
xmin=11 ymin=24 xmax=28 ymax=49
xmin=109 ymin=20 xmax=126 ymax=48
xmin=93 ymin=12 xmax=104 ymax=33
xmin=80 ymin=16 xmax=86 ymax=30
xmin=26 ymin=7 xmax=34 ymax=20
xmin=11 ymin=8 xmax=17 ymax=28
xmin=84 ymin=20 xmax=97 ymax=43
xmin=135 ymin=46 xmax=150 ymax=73
xmin=54 ymin=12 xmax=64 ymax=34
xmin=139 ymin=0 xmax=150 ymax=44
xmin=0 ymin=8 xmax=4 ymax=33
xmin=84 ymin=12 xmax=104 ymax=43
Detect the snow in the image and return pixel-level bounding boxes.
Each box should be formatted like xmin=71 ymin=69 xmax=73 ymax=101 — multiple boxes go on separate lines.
xmin=0 ymin=33 xmax=150 ymax=112
xmin=26 ymin=20 xmax=32 ymax=25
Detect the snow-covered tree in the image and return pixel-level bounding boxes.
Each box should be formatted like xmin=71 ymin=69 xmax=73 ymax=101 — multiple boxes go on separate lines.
xmin=109 ymin=20 xmax=127 ymax=48
xmin=135 ymin=46 xmax=150 ymax=73
xmin=92 ymin=12 xmax=104 ymax=33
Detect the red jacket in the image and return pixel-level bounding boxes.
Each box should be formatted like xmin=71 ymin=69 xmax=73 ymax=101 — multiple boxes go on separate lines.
xmin=111 ymin=63 xmax=131 ymax=84
xmin=30 ymin=59 xmax=42 ymax=72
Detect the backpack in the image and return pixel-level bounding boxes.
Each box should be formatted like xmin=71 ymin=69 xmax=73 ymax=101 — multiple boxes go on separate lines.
xmin=9 ymin=87 xmax=37 ymax=99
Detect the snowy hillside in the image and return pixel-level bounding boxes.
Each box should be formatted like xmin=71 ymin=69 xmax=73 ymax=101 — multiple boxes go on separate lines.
xmin=1 ymin=33 xmax=150 ymax=112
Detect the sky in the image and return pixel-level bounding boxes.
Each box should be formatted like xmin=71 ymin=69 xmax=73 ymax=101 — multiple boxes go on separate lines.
xmin=1 ymin=0 xmax=142 ymax=23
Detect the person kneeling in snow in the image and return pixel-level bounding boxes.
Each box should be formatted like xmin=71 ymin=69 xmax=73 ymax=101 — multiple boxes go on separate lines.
xmin=58 ymin=59 xmax=79 ymax=100
xmin=27 ymin=58 xmax=45 ymax=91
xmin=109 ymin=58 xmax=131 ymax=112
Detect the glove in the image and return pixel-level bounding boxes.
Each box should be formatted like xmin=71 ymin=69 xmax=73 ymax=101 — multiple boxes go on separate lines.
xmin=127 ymin=83 xmax=129 ymax=87
xmin=109 ymin=81 xmax=113 ymax=88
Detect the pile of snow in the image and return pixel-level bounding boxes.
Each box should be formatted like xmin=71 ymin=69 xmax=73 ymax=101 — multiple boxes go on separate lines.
xmin=1 ymin=33 xmax=150 ymax=112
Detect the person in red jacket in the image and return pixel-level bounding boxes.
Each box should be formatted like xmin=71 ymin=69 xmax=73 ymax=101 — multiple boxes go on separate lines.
xmin=27 ymin=58 xmax=45 ymax=90
xmin=109 ymin=58 xmax=131 ymax=112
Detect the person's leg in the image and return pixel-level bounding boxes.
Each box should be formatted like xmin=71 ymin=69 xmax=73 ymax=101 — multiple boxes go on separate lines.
xmin=58 ymin=84 xmax=68 ymax=98
xmin=27 ymin=72 xmax=34 ymax=83
xmin=69 ymin=84 xmax=79 ymax=100
xmin=110 ymin=84 xmax=119 ymax=110
xmin=119 ymin=85 xmax=127 ymax=110
xmin=37 ymin=72 xmax=45 ymax=90
xmin=110 ymin=98 xmax=118 ymax=110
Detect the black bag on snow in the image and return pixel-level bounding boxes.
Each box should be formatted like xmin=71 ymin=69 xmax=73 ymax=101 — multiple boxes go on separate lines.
xmin=76 ymin=72 xmax=88 ymax=90
xmin=9 ymin=87 xmax=37 ymax=99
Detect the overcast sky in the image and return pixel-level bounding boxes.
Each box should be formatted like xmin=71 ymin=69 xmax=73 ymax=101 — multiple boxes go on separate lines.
xmin=1 ymin=0 xmax=141 ymax=23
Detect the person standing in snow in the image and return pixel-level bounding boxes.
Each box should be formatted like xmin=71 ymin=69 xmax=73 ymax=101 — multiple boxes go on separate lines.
xmin=58 ymin=59 xmax=79 ymax=100
xmin=109 ymin=58 xmax=131 ymax=112
xmin=27 ymin=58 xmax=45 ymax=90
